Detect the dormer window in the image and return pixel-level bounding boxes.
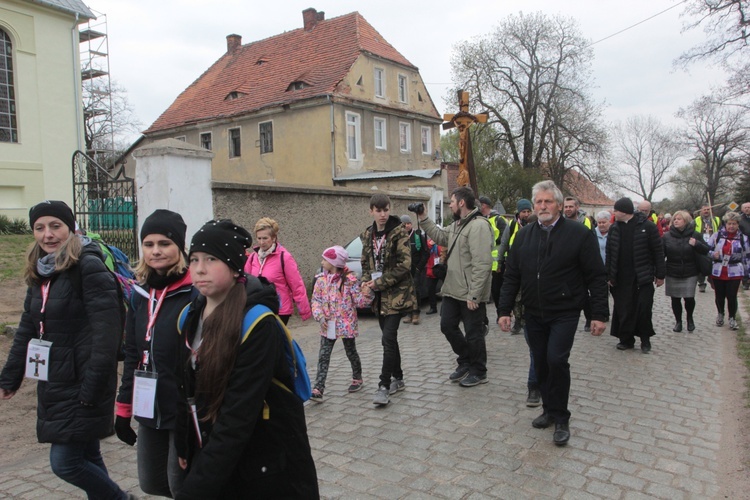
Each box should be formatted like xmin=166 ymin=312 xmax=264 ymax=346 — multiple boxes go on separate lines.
xmin=286 ymin=81 xmax=310 ymax=91
xmin=256 ymin=57 xmax=269 ymax=65
xmin=225 ymin=91 xmax=245 ymax=101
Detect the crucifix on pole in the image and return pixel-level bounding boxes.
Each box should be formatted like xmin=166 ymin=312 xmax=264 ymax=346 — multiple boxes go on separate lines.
xmin=442 ymin=90 xmax=488 ymax=195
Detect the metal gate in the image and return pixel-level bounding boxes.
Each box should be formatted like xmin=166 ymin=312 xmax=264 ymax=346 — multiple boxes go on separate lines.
xmin=72 ymin=150 xmax=138 ymax=261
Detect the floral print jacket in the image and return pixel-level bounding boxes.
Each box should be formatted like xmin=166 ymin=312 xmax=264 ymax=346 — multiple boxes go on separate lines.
xmin=311 ymin=270 xmax=372 ymax=338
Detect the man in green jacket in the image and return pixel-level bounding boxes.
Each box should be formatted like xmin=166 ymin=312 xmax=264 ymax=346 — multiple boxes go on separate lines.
xmin=417 ymin=187 xmax=493 ymax=387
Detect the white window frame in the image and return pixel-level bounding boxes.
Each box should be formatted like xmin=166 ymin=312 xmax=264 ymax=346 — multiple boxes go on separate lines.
xmin=346 ymin=112 xmax=362 ymax=161
xmin=200 ymin=132 xmax=212 ymax=150
xmin=228 ymin=127 xmax=241 ymax=158
xmin=374 ymin=67 xmax=385 ymax=99
xmin=399 ymin=122 xmax=411 ymax=153
xmin=421 ymin=126 xmax=432 ymax=155
xmin=259 ymin=121 xmax=273 ymax=154
xmin=374 ymin=117 xmax=387 ymax=150
xmin=398 ymin=74 xmax=408 ymax=103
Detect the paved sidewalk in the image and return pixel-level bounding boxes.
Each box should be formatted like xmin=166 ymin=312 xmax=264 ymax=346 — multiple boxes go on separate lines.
xmin=0 ymin=288 xmax=746 ymax=498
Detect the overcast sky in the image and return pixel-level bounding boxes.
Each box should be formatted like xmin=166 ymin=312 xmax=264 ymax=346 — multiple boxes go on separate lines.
xmin=87 ymin=0 xmax=721 ymax=143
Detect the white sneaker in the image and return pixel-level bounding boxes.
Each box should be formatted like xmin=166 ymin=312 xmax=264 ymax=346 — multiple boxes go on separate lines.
xmin=716 ymin=314 xmax=725 ymax=327
xmin=729 ymin=318 xmax=738 ymax=330
xmin=388 ymin=378 xmax=405 ymax=395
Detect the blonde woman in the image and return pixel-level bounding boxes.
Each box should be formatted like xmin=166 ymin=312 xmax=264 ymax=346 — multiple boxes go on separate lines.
xmin=0 ymin=201 xmax=132 ymax=498
xmin=244 ymin=217 xmax=311 ymax=324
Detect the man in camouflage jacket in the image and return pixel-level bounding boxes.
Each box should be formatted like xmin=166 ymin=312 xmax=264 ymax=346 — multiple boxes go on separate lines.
xmin=361 ymin=194 xmax=413 ymax=406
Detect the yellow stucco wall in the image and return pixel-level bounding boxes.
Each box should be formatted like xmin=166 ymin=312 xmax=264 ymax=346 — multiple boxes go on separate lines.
xmin=0 ymin=1 xmax=84 ymax=219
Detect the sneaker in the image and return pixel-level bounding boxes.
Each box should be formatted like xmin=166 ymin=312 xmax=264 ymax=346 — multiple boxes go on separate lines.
xmin=388 ymin=378 xmax=405 ymax=395
xmin=449 ymin=365 xmax=470 ymax=382
xmin=348 ymin=379 xmax=364 ymax=393
xmin=716 ymin=314 xmax=725 ymax=327
xmin=459 ymin=374 xmax=488 ymax=387
xmin=729 ymin=317 xmax=738 ymax=330
xmin=310 ymin=388 xmax=324 ymax=403
xmin=526 ymin=388 xmax=541 ymax=407
xmin=699 ymin=283 xmax=707 ymax=293
xmin=373 ymin=385 xmax=390 ymax=406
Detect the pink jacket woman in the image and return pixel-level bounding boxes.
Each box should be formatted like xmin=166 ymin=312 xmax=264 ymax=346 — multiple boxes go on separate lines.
xmin=244 ymin=217 xmax=311 ymax=323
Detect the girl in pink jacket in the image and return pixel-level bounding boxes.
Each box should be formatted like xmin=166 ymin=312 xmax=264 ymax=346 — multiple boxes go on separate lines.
xmin=244 ymin=218 xmax=311 ymax=324
xmin=310 ymin=246 xmax=372 ymax=402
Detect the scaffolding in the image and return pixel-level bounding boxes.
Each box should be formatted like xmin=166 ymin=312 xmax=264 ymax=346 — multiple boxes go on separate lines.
xmin=79 ymin=10 xmax=115 ymax=168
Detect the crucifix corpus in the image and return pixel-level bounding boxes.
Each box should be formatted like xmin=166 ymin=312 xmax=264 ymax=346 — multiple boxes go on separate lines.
xmin=442 ymin=90 xmax=488 ymax=194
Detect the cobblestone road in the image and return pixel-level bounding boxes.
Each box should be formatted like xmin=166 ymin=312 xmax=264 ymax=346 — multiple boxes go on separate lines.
xmin=0 ymin=288 xmax=746 ymax=499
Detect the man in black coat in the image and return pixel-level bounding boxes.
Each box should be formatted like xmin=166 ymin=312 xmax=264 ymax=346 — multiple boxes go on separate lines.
xmin=401 ymin=215 xmax=429 ymax=325
xmin=498 ymin=180 xmax=608 ymax=446
xmin=606 ymin=197 xmax=666 ymax=353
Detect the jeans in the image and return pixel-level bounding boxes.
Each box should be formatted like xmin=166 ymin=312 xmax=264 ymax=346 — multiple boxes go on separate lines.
xmin=49 ymin=440 xmax=127 ymax=499
xmin=313 ymin=336 xmax=362 ymax=392
xmin=525 ymin=312 xmax=579 ymax=424
xmin=378 ymin=314 xmax=403 ymax=388
xmin=440 ymin=296 xmax=487 ymax=376
xmin=137 ymin=426 xmax=184 ymax=498
xmin=523 ymin=327 xmax=538 ymax=390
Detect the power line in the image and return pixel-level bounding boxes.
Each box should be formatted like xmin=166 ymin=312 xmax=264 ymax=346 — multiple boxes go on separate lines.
xmin=587 ymin=0 xmax=689 ymax=47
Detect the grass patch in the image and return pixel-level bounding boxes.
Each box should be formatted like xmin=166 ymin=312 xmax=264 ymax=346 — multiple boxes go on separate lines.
xmin=0 ymin=234 xmax=34 ymax=282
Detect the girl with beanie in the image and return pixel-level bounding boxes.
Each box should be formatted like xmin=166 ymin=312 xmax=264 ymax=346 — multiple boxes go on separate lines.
xmin=0 ymin=200 xmax=132 ymax=498
xmin=309 ymin=246 xmax=372 ymax=402
xmin=174 ymin=220 xmax=318 ymax=499
xmin=115 ymin=209 xmax=192 ymax=497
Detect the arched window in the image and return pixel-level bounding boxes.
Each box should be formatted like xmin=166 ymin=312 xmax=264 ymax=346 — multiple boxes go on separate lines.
xmin=0 ymin=29 xmax=18 ymax=143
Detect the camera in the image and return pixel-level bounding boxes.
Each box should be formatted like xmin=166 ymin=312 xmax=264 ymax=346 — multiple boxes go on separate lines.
xmin=407 ymin=202 xmax=425 ymax=215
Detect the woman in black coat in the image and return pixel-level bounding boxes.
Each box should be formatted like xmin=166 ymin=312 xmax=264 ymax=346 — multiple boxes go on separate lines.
xmin=115 ymin=209 xmax=193 ymax=497
xmin=662 ymin=210 xmax=709 ymax=332
xmin=0 ymin=201 xmax=131 ymax=499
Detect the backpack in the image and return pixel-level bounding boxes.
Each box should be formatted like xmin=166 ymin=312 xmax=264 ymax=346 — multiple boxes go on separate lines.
xmin=178 ymin=303 xmax=312 ymax=402
xmin=86 ymin=232 xmax=136 ymax=302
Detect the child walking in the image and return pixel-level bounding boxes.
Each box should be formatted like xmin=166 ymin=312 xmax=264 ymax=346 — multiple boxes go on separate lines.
xmin=310 ymin=246 xmax=371 ymax=402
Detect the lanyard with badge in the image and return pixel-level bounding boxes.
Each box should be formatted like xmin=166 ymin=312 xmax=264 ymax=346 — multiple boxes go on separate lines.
xmin=132 ymin=288 xmax=167 ymax=419
xmin=25 ymin=281 xmax=53 ymax=381
xmin=371 ymin=233 xmax=386 ymax=280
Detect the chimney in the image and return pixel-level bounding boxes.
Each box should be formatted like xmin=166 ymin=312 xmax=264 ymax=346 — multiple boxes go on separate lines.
xmin=226 ymin=34 xmax=242 ymax=53
xmin=302 ymin=8 xmax=325 ymax=31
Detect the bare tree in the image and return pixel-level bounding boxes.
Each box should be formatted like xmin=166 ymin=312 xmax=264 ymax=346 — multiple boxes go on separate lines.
xmin=610 ymin=115 xmax=683 ymax=200
xmin=678 ymin=0 xmax=750 ymax=65
xmin=450 ymin=12 xmax=603 ymax=172
xmin=82 ymin=79 xmax=141 ymax=168
xmin=677 ymin=97 xmax=749 ymax=204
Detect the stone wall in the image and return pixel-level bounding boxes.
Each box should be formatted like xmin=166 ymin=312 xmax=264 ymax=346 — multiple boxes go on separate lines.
xmin=212 ymin=181 xmax=428 ymax=290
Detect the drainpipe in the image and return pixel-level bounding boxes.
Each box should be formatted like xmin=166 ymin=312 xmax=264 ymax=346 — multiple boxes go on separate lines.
xmin=71 ymin=13 xmax=83 ymax=151
xmin=329 ymin=95 xmax=335 ymax=183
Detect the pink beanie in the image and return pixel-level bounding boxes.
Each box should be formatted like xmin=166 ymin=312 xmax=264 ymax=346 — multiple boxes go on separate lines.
xmin=322 ymin=245 xmax=348 ymax=269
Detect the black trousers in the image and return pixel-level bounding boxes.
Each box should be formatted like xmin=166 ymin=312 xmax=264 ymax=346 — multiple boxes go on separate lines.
xmin=440 ymin=297 xmax=487 ymax=376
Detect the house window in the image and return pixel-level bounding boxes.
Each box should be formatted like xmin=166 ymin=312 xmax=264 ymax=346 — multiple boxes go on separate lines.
xmin=259 ymin=121 xmax=273 ymax=154
xmin=200 ymin=132 xmax=212 ymax=150
xmin=374 ymin=67 xmax=384 ymax=98
xmin=174 ymin=136 xmax=186 ymax=142
xmin=398 ymin=74 xmax=408 ymax=103
xmin=346 ymin=112 xmax=361 ymax=161
xmin=0 ymin=29 xmax=18 ymax=143
xmin=374 ymin=117 xmax=386 ymax=150
xmin=228 ymin=128 xmax=241 ymax=157
xmin=421 ymin=126 xmax=431 ymax=155
xmin=399 ymin=122 xmax=411 ymax=153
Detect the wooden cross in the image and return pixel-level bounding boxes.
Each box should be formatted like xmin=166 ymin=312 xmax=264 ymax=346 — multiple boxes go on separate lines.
xmin=443 ymin=90 xmax=488 ymax=192
xmin=29 ymin=353 xmax=46 ymax=377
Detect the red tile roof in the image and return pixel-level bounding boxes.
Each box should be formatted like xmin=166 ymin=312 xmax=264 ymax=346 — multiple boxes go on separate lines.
xmin=564 ymin=169 xmax=615 ymax=207
xmin=145 ymin=11 xmax=422 ymax=134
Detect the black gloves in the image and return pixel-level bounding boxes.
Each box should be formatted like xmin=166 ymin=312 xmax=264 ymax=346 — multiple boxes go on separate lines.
xmin=115 ymin=415 xmax=137 ymax=446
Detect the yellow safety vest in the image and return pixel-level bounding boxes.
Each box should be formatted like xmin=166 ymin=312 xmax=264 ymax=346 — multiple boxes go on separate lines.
xmin=488 ymin=215 xmax=501 ymax=271
xmin=695 ymin=216 xmax=721 ymax=235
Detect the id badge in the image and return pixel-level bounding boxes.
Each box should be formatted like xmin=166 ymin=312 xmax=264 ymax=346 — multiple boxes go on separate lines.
xmin=326 ymin=319 xmax=337 ymax=340
xmin=371 ymin=271 xmax=383 ymax=280
xmin=25 ymin=339 xmax=52 ymax=381
xmin=434 ymin=257 xmax=440 ymax=265
xmin=133 ymin=370 xmax=158 ymax=419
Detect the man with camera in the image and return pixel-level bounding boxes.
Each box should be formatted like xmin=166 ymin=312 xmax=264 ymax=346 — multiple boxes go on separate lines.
xmin=414 ymin=187 xmax=494 ymax=387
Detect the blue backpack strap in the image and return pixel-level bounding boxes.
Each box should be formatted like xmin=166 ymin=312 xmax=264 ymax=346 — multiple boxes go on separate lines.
xmin=177 ymin=304 xmax=190 ymax=334
xmin=241 ymin=304 xmax=275 ymax=343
